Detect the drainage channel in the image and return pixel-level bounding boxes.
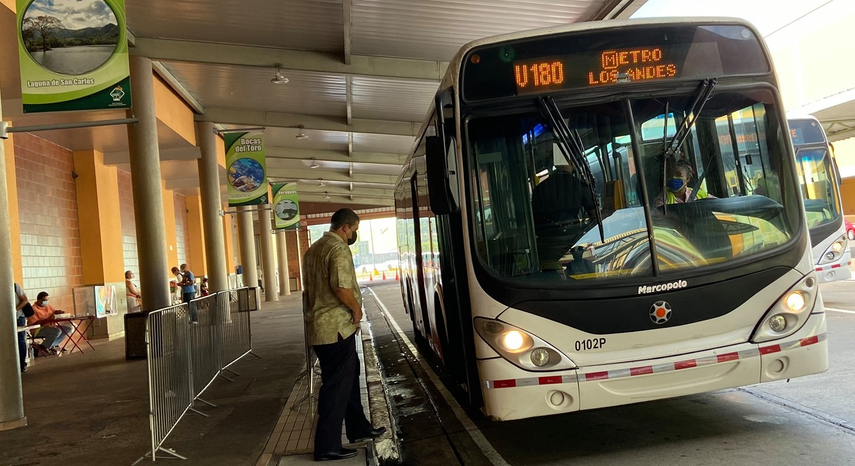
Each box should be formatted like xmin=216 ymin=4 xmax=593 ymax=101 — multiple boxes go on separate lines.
xmin=364 ymin=289 xmax=495 ymax=466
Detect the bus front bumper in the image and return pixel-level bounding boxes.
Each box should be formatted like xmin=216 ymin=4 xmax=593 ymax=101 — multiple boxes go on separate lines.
xmin=478 ymin=313 xmax=828 ymax=421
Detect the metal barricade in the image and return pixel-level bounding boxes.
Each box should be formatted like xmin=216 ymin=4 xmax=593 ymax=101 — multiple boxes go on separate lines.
xmin=145 ymin=304 xmax=193 ymax=461
xmin=140 ymin=288 xmax=258 ymax=462
xmin=188 ymin=294 xmax=222 ymax=407
xmin=220 ymin=288 xmax=257 ymax=376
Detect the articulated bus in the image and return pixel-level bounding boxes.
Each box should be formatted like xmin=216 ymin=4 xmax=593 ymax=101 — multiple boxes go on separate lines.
xmin=787 ymin=116 xmax=850 ymax=282
xmin=395 ymin=18 xmax=828 ymax=421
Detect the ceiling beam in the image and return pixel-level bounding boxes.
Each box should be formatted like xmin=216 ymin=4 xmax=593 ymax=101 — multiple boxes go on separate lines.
xmin=198 ymin=108 xmax=419 ymax=137
xmin=266 ymin=147 xmax=405 ymax=165
xmin=267 ymin=168 xmax=397 ymax=184
xmin=346 ymin=76 xmax=353 ymax=125
xmin=301 ymin=193 xmax=394 ymax=207
xmin=103 ymin=147 xmax=201 ymax=165
xmin=342 ymin=0 xmax=352 ymax=66
xmin=131 ymin=38 xmax=447 ymax=82
xmin=823 ymin=120 xmax=855 ymax=142
xmin=152 ymin=61 xmax=204 ymax=114
xmin=297 ymin=185 xmax=394 ymax=197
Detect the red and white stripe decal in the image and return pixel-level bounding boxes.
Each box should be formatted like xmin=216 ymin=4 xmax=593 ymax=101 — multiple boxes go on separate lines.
xmin=816 ymin=261 xmax=851 ymax=272
xmin=484 ymin=333 xmax=826 ymax=389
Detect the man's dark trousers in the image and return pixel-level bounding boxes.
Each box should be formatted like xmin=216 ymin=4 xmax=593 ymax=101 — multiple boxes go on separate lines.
xmin=313 ymin=333 xmax=371 ymax=454
xmin=17 ymin=316 xmax=27 ymax=370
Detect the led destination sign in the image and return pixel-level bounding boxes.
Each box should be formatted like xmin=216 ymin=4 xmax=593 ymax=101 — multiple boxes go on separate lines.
xmin=461 ymin=24 xmax=772 ymax=102
xmin=514 ymin=45 xmax=690 ymax=94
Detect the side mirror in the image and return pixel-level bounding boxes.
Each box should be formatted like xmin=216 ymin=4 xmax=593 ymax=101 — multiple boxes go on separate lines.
xmin=426 ymin=135 xmax=458 ymax=214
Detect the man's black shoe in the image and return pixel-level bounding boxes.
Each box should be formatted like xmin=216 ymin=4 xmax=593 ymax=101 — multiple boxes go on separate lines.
xmin=349 ymin=426 xmax=386 ymax=443
xmin=314 ymin=448 xmax=358 ymax=461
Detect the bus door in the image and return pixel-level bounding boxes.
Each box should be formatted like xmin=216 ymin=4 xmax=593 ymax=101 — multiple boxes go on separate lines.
xmin=410 ymin=174 xmax=432 ymax=339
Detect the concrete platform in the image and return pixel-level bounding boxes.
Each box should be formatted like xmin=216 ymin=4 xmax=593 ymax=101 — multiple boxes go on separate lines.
xmin=0 ymin=292 xmax=310 ymax=466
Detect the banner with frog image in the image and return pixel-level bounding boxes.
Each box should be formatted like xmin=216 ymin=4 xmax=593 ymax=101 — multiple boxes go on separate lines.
xmin=272 ymin=182 xmax=300 ymax=230
xmin=17 ymin=0 xmax=131 ymax=113
xmin=225 ymin=131 xmax=268 ymax=206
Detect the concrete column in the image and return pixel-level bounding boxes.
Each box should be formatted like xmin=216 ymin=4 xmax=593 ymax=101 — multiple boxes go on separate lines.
xmin=236 ymin=206 xmax=258 ymax=289
xmin=276 ymin=230 xmax=291 ymax=296
xmin=127 ymin=56 xmax=170 ymax=311
xmin=297 ymin=228 xmax=309 ymax=291
xmin=223 ymin=213 xmax=237 ymax=286
xmin=0 ymin=91 xmax=27 ymax=431
xmin=196 ymin=122 xmax=228 ymax=292
xmin=258 ymin=208 xmax=278 ymax=301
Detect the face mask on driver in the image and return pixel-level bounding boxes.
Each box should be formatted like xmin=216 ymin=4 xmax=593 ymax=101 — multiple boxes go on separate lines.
xmin=667 ymin=177 xmax=686 ymax=192
xmin=348 ymin=229 xmax=358 ymax=246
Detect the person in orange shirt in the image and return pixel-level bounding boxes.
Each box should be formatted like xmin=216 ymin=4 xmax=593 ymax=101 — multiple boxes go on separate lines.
xmin=28 ymin=292 xmax=73 ymax=356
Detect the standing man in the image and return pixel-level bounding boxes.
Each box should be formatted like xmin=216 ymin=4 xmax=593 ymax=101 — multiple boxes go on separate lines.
xmin=178 ymin=264 xmax=197 ymax=323
xmin=303 ymin=208 xmax=385 ymax=461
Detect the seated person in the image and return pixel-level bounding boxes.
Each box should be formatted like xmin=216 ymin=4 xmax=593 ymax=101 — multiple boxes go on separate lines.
xmin=200 ymin=277 xmax=210 ymax=296
xmin=654 ymin=161 xmax=715 ymax=207
xmin=532 ymin=161 xmax=597 ymax=267
xmin=28 ymin=292 xmax=74 ymax=356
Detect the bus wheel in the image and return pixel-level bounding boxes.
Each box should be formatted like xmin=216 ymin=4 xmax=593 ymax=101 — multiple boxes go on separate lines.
xmin=434 ymin=295 xmax=449 ymax=362
xmin=407 ymin=286 xmax=425 ymax=343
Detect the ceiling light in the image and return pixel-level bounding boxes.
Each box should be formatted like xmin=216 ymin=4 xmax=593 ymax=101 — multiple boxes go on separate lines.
xmin=271 ymin=64 xmax=288 ymax=84
xmin=323 ymin=192 xmax=330 ymax=200
xmin=309 ymin=158 xmax=319 ymax=169
xmin=318 ymin=180 xmax=325 ymax=187
xmin=296 ymin=125 xmax=308 ymax=140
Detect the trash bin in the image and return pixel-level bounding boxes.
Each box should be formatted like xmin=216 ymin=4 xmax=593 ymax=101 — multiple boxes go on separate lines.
xmin=124 ymin=310 xmax=151 ymax=360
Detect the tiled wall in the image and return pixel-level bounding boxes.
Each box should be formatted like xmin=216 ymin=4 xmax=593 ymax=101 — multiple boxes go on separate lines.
xmin=117 ymin=169 xmax=139 ymax=276
xmin=174 ymin=193 xmax=188 ymax=266
xmin=14 ymin=133 xmax=82 ymax=312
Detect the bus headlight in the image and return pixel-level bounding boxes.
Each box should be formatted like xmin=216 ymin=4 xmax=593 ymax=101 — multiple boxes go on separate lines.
xmin=502 ymin=331 xmax=528 ymax=352
xmin=817 ymin=235 xmax=847 ymax=265
xmin=530 ymin=348 xmax=550 ymax=367
xmin=785 ymin=292 xmax=805 ymax=312
xmin=474 ymin=317 xmax=576 ymax=371
xmin=751 ymin=273 xmax=818 ymax=343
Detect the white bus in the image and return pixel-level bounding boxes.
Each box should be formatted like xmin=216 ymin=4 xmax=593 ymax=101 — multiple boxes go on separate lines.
xmin=787 ymin=116 xmax=850 ymax=282
xmin=396 ymin=18 xmax=828 ymax=421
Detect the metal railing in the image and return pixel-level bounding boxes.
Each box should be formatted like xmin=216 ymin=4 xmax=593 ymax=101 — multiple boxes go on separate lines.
xmin=188 ymin=294 xmax=222 ymax=407
xmin=139 ymin=288 xmax=258 ymax=463
xmin=145 ymin=303 xmax=193 ymax=461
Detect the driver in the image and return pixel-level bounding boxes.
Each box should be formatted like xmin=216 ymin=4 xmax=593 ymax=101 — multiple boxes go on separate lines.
xmin=654 ymin=162 xmax=713 ymax=207
xmin=532 ymin=158 xmax=597 ymax=268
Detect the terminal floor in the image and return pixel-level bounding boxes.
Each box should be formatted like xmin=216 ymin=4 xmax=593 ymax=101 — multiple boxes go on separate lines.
xmin=0 ymin=292 xmax=308 ymax=466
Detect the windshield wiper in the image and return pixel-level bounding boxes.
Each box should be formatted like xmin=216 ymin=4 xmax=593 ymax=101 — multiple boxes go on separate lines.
xmin=537 ymin=96 xmax=604 ymax=243
xmin=665 ymin=78 xmax=717 ymax=158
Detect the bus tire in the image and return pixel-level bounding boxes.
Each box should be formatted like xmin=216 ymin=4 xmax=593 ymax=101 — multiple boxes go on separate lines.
xmin=434 ymin=294 xmax=449 ymax=362
xmin=406 ymin=283 xmax=425 ymax=342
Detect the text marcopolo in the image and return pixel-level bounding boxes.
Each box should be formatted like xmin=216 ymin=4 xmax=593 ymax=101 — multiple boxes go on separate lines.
xmin=638 ymin=280 xmax=688 ymax=295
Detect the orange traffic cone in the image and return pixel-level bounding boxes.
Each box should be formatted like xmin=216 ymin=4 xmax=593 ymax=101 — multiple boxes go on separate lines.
xmin=369 ymin=273 xmax=373 ymax=281
xmin=395 ymin=270 xmax=399 ymax=281
xmin=382 ymin=272 xmax=387 ymax=280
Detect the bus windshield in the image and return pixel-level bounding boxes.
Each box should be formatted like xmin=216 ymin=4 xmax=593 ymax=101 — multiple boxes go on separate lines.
xmin=796 ymin=148 xmax=840 ymax=228
xmin=467 ymin=89 xmax=800 ymax=282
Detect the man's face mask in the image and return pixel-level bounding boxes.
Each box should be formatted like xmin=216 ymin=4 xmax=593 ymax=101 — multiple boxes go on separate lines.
xmin=348 ymin=228 xmax=358 ymax=246
xmin=667 ymin=177 xmax=686 ymax=192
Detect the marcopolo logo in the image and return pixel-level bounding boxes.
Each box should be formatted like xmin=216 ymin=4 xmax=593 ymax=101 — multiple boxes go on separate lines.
xmin=638 ymin=280 xmax=688 ymax=295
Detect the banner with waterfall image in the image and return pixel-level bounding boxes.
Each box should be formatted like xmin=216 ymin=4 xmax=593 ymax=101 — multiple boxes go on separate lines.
xmin=225 ymin=131 xmax=268 ymax=206
xmin=17 ymin=0 xmax=131 ymax=113
xmin=272 ymin=182 xmax=300 ymax=230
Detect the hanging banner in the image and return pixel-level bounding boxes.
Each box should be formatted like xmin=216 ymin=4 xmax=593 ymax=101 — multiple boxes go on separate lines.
xmin=225 ymin=131 xmax=268 ymax=206
xmin=17 ymin=0 xmax=131 ymax=113
xmin=272 ymin=182 xmax=300 ymax=230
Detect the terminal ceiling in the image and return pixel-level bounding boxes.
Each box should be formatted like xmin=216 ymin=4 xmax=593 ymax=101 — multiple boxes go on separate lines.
xmin=0 ymin=0 xmax=646 ymax=215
